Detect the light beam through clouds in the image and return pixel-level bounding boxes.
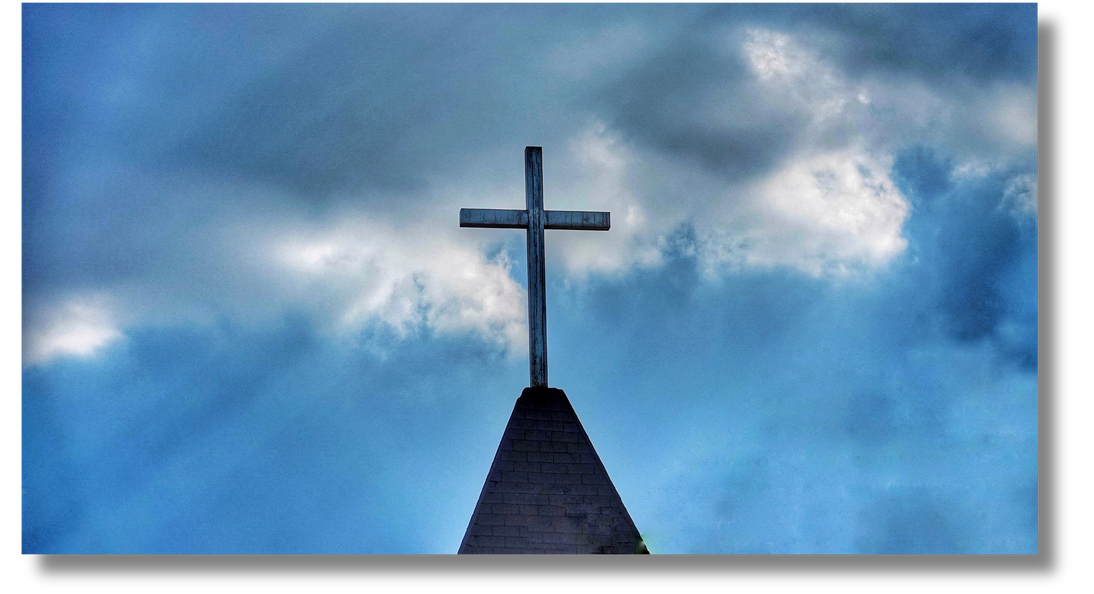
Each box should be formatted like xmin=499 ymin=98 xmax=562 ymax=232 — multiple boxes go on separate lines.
xmin=23 ymin=3 xmax=1037 ymax=554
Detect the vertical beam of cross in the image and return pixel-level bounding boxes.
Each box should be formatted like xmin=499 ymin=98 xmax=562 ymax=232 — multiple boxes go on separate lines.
xmin=524 ymin=147 xmax=548 ymax=387
xmin=459 ymin=146 xmax=610 ymax=388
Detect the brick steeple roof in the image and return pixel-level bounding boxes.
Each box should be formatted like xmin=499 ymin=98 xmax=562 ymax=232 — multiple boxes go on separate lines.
xmin=458 ymin=387 xmax=647 ymax=554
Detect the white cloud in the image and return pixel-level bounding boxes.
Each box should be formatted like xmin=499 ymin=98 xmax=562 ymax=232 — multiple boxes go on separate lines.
xmin=266 ymin=212 xmax=529 ymax=354
xmin=24 ymin=296 xmax=123 ymax=366
xmin=1003 ymin=173 xmax=1038 ymax=218
xmin=542 ymin=118 xmax=911 ymax=282
xmin=743 ymin=29 xmax=859 ymax=129
xmin=985 ymin=84 xmax=1038 ymax=149
xmin=25 ymin=173 xmax=531 ymax=366
xmin=699 ymin=150 xmax=909 ymax=278
xmin=740 ymin=28 xmax=1037 ymax=175
xmin=23 ymin=20 xmax=1035 ymax=366
xmin=720 ymin=31 xmax=910 ymax=276
xmin=546 ymin=123 xmax=666 ymax=277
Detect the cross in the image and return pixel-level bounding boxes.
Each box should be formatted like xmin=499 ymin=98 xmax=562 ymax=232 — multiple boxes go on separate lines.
xmin=460 ymin=146 xmax=610 ymax=388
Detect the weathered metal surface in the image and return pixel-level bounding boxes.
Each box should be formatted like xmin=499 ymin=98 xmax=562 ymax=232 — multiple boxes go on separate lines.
xmin=460 ymin=208 xmax=528 ymax=229
xmin=460 ymin=208 xmax=610 ymax=231
xmin=544 ymin=210 xmax=610 ymax=231
xmin=457 ymin=147 xmax=611 ymax=389
xmin=525 ymin=147 xmax=548 ymax=388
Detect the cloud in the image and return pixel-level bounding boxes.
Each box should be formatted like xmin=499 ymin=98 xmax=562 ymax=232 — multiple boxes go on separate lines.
xmin=22 ymin=3 xmax=1038 ymax=554
xmin=22 ymin=4 xmax=1038 ymax=367
xmin=23 ymin=296 xmax=123 ymax=366
xmin=23 ymin=175 xmax=530 ymax=367
xmin=695 ymin=149 xmax=908 ymax=278
xmin=892 ymin=145 xmax=1038 ymax=368
xmin=544 ymin=123 xmax=667 ymax=277
xmin=797 ymin=3 xmax=1038 ymax=84
xmin=1003 ymin=172 xmax=1038 ymax=217
xmin=544 ymin=22 xmax=652 ymax=81
xmin=557 ymin=28 xmax=912 ymax=280
xmin=272 ymin=212 xmax=527 ymax=352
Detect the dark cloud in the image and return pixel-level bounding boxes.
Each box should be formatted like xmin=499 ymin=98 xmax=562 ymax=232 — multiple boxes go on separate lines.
xmin=750 ymin=3 xmax=1039 ymax=85
xmin=580 ymin=3 xmax=1036 ymax=183
xmin=171 ymin=6 xmax=498 ymax=196
xmin=589 ymin=27 xmax=803 ymax=182
xmin=22 ymin=5 xmax=535 ymax=200
xmin=22 ymin=3 xmax=1038 ymax=554
xmin=894 ymin=146 xmax=1038 ymax=369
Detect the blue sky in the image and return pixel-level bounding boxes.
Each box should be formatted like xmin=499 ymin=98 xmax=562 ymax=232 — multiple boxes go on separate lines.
xmin=22 ymin=3 xmax=1037 ymax=554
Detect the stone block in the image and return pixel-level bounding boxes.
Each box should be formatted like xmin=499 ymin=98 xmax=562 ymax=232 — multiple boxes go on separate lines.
xmin=537 ymin=420 xmax=564 ymax=431
xmin=540 ymin=462 xmax=568 ymax=474
xmin=524 ymin=409 xmax=551 ymax=420
xmin=511 ymin=440 xmax=538 ymax=452
xmin=503 ymin=514 xmax=535 ymax=527
xmin=588 ymin=523 xmax=612 ymax=536
xmin=565 ymin=463 xmax=591 ymax=474
xmin=548 ymin=494 xmax=581 ymax=505
xmin=512 ymin=461 xmax=541 ymax=473
xmin=501 ymin=492 xmax=543 ymax=505
xmin=505 ymin=537 xmax=528 ymax=548
xmin=528 ymin=515 xmax=553 ymax=531
xmin=541 ymin=532 xmax=567 ymax=544
xmin=535 ymin=482 xmax=567 ymax=495
xmin=493 ymin=481 xmax=530 ymax=494
xmin=565 ymin=442 xmax=589 ymax=454
xmin=479 ymin=536 xmax=506 ymax=548
xmin=470 ymin=523 xmax=494 ymax=536
xmin=563 ymin=533 xmax=590 ymax=546
xmin=571 ymin=484 xmax=599 ymax=496
xmin=582 ymin=495 xmax=611 ymax=507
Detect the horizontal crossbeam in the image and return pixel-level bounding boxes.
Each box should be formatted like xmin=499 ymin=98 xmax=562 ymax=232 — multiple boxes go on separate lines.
xmin=460 ymin=208 xmax=527 ymax=228
xmin=460 ymin=208 xmax=610 ymax=231
xmin=545 ymin=210 xmax=610 ymax=231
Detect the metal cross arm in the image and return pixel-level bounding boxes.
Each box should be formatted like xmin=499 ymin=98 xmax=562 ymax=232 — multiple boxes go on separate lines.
xmin=458 ymin=146 xmax=611 ymax=388
xmin=460 ymin=209 xmax=611 ymax=231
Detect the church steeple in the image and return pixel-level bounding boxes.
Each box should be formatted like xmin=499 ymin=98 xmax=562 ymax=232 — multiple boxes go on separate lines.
xmin=459 ymin=387 xmax=647 ymax=554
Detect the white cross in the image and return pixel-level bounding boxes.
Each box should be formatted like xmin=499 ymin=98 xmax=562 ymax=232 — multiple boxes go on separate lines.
xmin=460 ymin=146 xmax=610 ymax=388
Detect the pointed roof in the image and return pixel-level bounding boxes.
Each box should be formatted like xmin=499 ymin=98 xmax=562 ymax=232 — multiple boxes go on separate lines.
xmin=459 ymin=387 xmax=647 ymax=554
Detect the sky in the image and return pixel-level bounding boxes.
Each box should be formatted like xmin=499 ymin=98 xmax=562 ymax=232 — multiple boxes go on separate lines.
xmin=22 ymin=3 xmax=1038 ymax=554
